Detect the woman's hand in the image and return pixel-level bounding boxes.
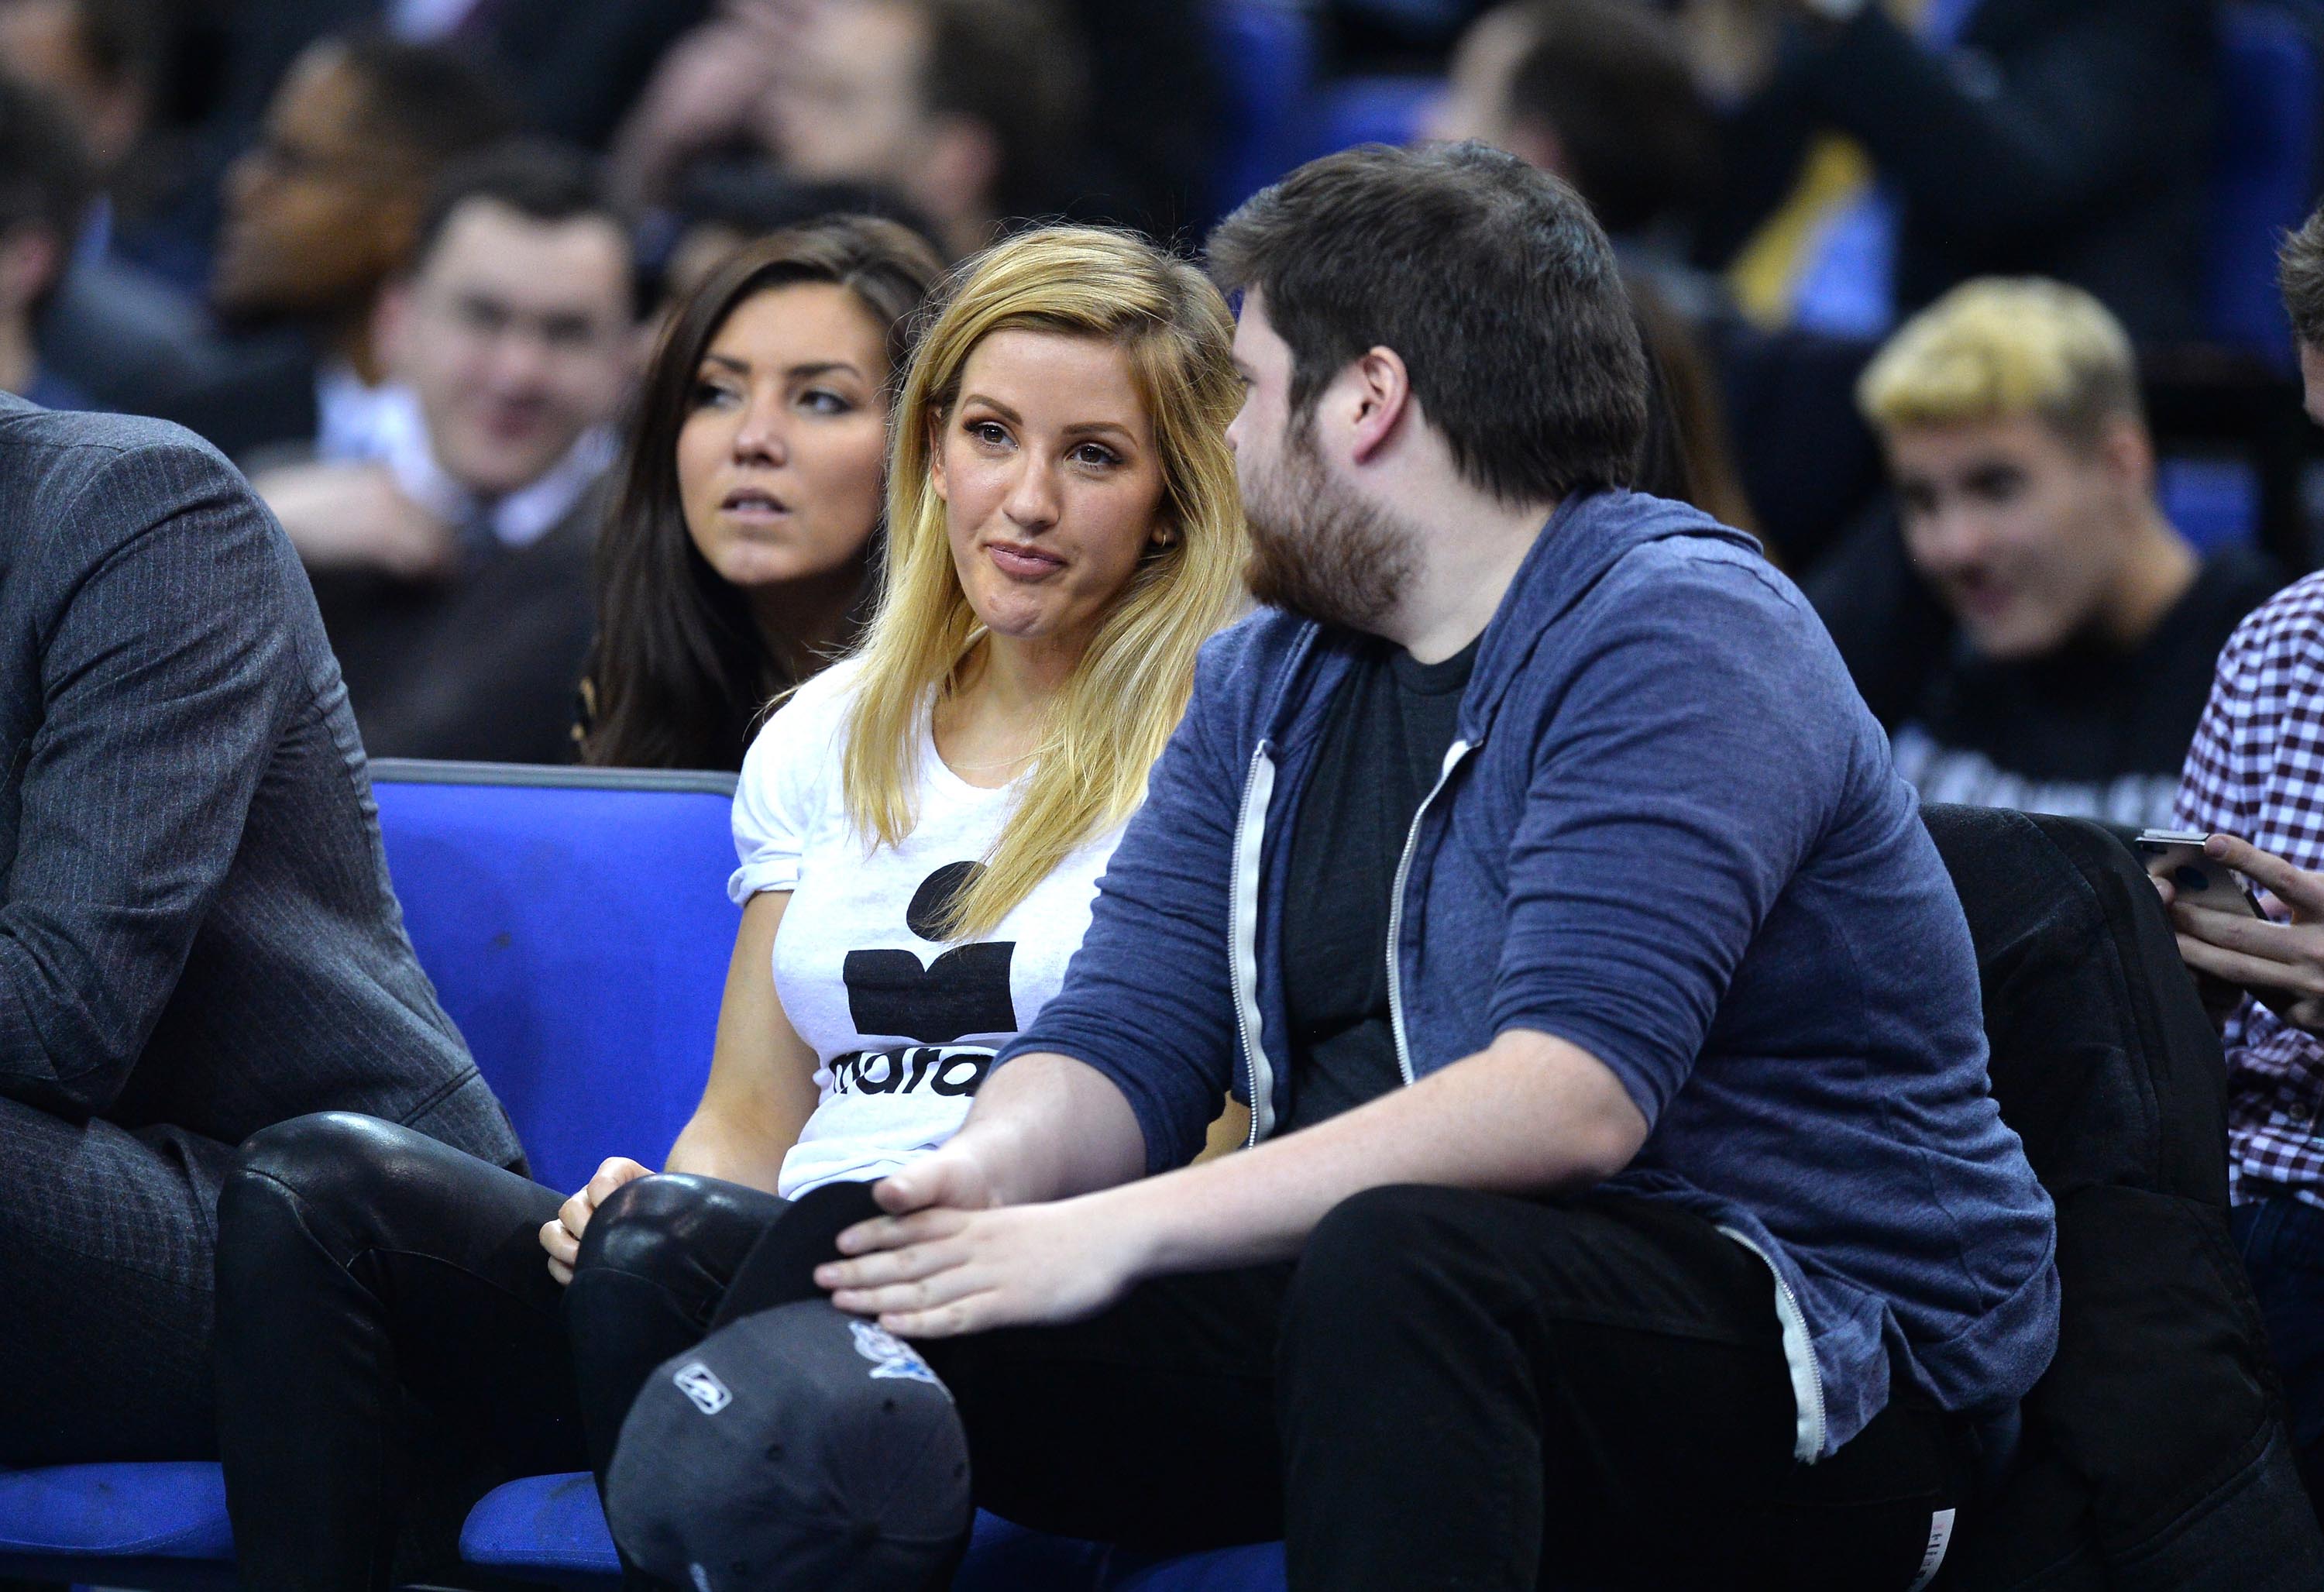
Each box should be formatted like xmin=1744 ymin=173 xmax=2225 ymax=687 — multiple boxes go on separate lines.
xmin=540 ymin=1157 xmax=653 ymax=1284
xmin=817 ymin=1195 xmax=1148 ymax=1339
xmin=2164 ymin=834 xmax=2324 ymax=1033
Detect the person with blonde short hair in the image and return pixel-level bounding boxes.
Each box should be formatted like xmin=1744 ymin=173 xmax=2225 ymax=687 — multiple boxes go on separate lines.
xmin=205 ymin=223 xmax=1248 ymax=1589
xmin=1860 ymin=277 xmax=2280 ymax=827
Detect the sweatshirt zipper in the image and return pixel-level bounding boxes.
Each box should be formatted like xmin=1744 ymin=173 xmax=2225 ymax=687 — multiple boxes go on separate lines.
xmin=1232 ymin=741 xmax=1277 ymax=1147
xmin=1719 ymin=1226 xmax=1829 ymax=1463
xmin=1387 ymin=740 xmax=1473 ymax=1087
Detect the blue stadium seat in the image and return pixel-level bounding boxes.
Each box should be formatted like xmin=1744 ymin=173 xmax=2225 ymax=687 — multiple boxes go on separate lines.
xmin=0 ymin=1462 xmax=236 ymax=1590
xmin=1208 ymin=0 xmax=1316 ymax=214
xmin=2207 ymin=2 xmax=2322 ymax=360
xmin=370 ymin=760 xmax=738 ymax=1195
xmin=0 ymin=760 xmax=1296 ymax=1590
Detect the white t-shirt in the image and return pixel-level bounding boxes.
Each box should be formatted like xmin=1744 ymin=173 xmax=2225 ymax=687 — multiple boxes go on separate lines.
xmin=729 ymin=658 xmax=1125 ymax=1198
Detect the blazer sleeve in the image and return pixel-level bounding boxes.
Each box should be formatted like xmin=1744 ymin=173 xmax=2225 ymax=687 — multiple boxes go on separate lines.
xmin=0 ymin=441 xmax=299 ymax=1117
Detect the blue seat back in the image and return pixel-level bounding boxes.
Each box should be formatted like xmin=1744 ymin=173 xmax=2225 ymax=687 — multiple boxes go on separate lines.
xmin=370 ymin=761 xmax=738 ymax=1195
xmin=2209 ymin=3 xmax=2322 ymax=359
xmin=1207 ymin=0 xmax=1316 ymax=213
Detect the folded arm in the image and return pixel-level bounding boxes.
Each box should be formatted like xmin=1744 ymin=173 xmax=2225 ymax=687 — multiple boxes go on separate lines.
xmin=0 ymin=442 xmax=297 ymax=1118
xmin=821 ymin=1028 xmax=1645 ymax=1336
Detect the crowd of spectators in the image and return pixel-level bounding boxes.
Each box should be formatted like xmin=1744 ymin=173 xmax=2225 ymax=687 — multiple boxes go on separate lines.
xmin=15 ymin=0 xmax=2324 ymax=1582
xmin=0 ymin=0 xmax=2309 ymax=796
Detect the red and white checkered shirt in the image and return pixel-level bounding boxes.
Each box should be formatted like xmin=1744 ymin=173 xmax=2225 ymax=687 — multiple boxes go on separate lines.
xmin=2175 ymin=570 xmax=2324 ymax=1205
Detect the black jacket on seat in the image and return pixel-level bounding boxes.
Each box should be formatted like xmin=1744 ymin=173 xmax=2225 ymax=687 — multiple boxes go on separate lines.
xmin=1921 ymin=804 xmax=2322 ymax=1587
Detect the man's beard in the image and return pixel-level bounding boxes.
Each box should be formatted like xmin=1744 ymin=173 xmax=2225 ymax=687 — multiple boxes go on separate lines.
xmin=1240 ymin=421 xmax=1416 ymax=634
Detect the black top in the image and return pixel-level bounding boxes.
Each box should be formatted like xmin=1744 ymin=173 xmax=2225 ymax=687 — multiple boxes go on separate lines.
xmin=311 ymin=488 xmax=603 ymax=766
xmin=1279 ymin=634 xmax=1479 ymax=1133
xmin=1896 ymin=547 xmax=2283 ymax=825
xmin=0 ymin=396 xmax=521 ymax=1194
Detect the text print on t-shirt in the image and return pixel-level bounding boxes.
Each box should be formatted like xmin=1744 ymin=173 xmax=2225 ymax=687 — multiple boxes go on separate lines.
xmin=832 ymin=861 xmax=1018 ymax=1097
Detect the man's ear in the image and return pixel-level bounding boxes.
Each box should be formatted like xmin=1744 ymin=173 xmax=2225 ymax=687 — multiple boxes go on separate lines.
xmin=1344 ymin=346 xmax=1414 ymax=468
xmin=2093 ymin=413 xmax=2156 ymax=499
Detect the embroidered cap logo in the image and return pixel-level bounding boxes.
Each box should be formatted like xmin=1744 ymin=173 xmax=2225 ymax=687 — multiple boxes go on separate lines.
xmin=672 ymin=1360 xmax=732 ymax=1415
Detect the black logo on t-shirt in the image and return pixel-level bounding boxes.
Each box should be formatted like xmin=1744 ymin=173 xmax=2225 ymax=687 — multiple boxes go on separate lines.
xmin=833 ymin=862 xmax=1017 ymax=1097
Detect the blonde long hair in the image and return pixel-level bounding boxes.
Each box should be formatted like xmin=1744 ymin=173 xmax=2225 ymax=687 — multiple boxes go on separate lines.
xmin=841 ymin=225 xmax=1247 ymax=939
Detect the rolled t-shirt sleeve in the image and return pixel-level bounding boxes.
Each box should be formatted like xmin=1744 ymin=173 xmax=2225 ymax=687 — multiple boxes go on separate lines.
xmin=729 ymin=672 xmax=849 ymax=902
xmin=1489 ymin=562 xmax=1843 ymax=1129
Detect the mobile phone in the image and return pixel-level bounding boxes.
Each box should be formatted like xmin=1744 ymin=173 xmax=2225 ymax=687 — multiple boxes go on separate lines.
xmin=2135 ymin=830 xmax=2264 ymax=918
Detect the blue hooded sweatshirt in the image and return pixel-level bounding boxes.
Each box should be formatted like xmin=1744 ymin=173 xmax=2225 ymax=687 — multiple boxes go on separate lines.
xmin=998 ymin=489 xmax=2059 ymax=1459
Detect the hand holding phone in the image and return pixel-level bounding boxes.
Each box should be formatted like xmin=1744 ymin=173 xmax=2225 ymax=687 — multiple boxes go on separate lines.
xmin=2136 ymin=830 xmax=2264 ymax=918
xmin=2144 ymin=830 xmax=2324 ymax=1036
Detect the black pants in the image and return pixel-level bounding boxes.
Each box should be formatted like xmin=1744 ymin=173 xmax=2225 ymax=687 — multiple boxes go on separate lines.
xmin=909 ymin=1184 xmax=1976 ymax=1591
xmin=212 ymin=1112 xmax=789 ymax=1590
xmin=0 ymin=1093 xmax=232 ymax=1465
xmin=215 ymin=1112 xmax=1973 ymax=1591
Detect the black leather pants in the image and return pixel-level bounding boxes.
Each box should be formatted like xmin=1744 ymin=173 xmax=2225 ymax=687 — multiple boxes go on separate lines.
xmin=213 ymin=1111 xmax=785 ymax=1590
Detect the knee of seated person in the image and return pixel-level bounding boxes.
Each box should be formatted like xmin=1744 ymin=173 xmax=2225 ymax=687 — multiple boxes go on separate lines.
xmin=1294 ymin=1185 xmax=1473 ymax=1311
xmin=571 ymin=1172 xmax=721 ymax=1281
xmin=229 ymin=1111 xmax=417 ymax=1212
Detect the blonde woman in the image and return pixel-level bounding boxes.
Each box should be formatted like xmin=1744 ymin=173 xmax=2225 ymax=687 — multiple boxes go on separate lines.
xmin=208 ymin=224 xmax=1246 ymax=1591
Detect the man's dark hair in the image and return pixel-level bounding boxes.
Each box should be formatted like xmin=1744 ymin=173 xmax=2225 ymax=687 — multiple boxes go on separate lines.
xmin=411 ymin=138 xmax=631 ymax=280
xmin=335 ymin=31 xmax=514 ymax=173
xmin=0 ymin=74 xmax=93 ymax=314
xmin=916 ymin=0 xmax=1089 ymax=222
xmin=1208 ymin=140 xmax=1648 ymax=504
xmin=1505 ymin=0 xmax=1711 ymax=237
xmin=2282 ymin=201 xmax=2324 ymax=349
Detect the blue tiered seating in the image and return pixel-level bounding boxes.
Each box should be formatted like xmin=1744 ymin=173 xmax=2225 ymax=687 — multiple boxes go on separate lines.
xmin=2206 ymin=2 xmax=2322 ymax=361
xmin=0 ymin=759 xmax=1288 ymax=1591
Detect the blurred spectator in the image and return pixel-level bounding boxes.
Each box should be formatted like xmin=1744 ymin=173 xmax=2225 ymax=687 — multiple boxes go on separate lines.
xmin=0 ymin=0 xmax=221 ymax=407
xmin=613 ymin=0 xmax=1214 ymax=252
xmin=651 ymin=161 xmax=937 ymax=314
xmin=1696 ymin=0 xmax=2217 ymax=342
xmin=750 ymin=0 xmax=1086 ymax=260
xmin=1855 ymin=278 xmax=2279 ymax=826
xmin=0 ymin=70 xmax=95 ymax=408
xmin=259 ymin=141 xmax=634 ymax=763
xmin=388 ymin=0 xmax=713 ymax=150
xmin=1429 ymin=0 xmax=1717 ymax=310
xmin=584 ymin=216 xmax=945 ymax=770
xmin=1428 ymin=6 xmax=1754 ymax=535
xmin=154 ymin=31 xmax=511 ymax=462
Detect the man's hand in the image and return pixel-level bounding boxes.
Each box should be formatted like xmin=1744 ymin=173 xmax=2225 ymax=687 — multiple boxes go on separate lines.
xmin=2163 ymin=834 xmax=2324 ymax=1033
xmin=817 ymin=1194 xmax=1146 ymax=1338
xmin=540 ymin=1156 xmax=652 ymax=1284
xmin=867 ymin=1140 xmax=1002 ymax=1219
xmin=252 ymin=462 xmax=456 ymax=580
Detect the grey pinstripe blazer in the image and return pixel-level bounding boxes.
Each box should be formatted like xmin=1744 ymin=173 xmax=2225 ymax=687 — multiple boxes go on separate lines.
xmin=0 ymin=395 xmax=522 ymax=1201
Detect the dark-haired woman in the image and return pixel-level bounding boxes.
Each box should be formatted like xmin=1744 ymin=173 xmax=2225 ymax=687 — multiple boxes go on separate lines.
xmin=580 ymin=215 xmax=945 ymax=769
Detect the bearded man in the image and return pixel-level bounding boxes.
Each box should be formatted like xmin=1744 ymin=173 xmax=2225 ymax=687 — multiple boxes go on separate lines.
xmin=621 ymin=141 xmax=2062 ymax=1592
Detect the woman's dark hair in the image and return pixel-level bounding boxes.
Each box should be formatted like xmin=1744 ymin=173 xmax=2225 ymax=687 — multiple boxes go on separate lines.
xmin=583 ymin=215 xmax=944 ymax=771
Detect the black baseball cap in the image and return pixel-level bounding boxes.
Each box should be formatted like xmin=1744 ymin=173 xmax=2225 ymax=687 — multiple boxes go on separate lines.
xmin=604 ymin=1181 xmax=972 ymax=1592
